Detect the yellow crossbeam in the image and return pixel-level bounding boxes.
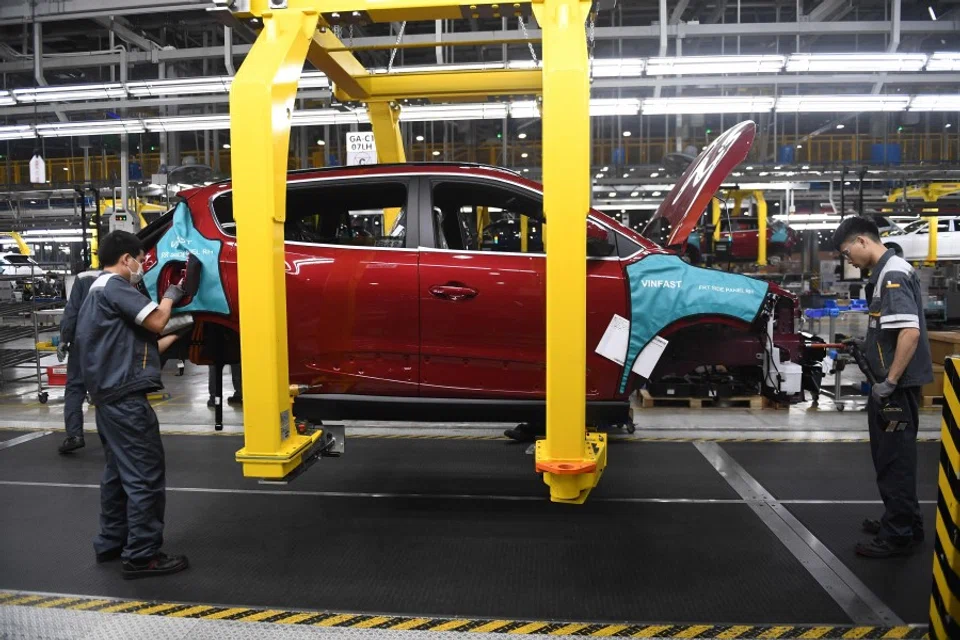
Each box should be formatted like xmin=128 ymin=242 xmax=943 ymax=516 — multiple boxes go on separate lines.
xmin=334 ymin=70 xmax=541 ymax=102
xmin=238 ymin=1 xmax=527 ymax=22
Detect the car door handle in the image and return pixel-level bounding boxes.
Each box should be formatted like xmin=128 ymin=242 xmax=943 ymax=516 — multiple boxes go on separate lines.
xmin=429 ymin=283 xmax=478 ymax=301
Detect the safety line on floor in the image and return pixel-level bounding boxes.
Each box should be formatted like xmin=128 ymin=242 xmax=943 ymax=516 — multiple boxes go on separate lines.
xmin=0 ymin=590 xmax=928 ymax=638
xmin=695 ymin=441 xmax=903 ymax=626
xmin=0 ymin=431 xmax=51 ymax=450
xmin=0 ymin=425 xmax=942 ymax=443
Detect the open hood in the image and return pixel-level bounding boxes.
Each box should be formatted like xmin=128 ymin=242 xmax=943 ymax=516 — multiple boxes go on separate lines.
xmin=642 ymin=120 xmax=756 ymax=248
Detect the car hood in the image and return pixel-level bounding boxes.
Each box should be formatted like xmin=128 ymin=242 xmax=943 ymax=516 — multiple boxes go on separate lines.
xmin=642 ymin=120 xmax=756 ymax=248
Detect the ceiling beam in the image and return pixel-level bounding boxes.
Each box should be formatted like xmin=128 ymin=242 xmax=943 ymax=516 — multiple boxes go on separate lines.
xmin=0 ymin=0 xmax=210 ymax=25
xmin=92 ymin=16 xmax=162 ymax=52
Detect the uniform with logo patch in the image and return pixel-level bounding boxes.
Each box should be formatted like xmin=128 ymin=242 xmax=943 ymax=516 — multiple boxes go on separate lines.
xmin=57 ymin=269 xmax=101 ymax=451
xmin=73 ymin=272 xmax=166 ymax=562
xmin=863 ymin=248 xmax=932 ymax=547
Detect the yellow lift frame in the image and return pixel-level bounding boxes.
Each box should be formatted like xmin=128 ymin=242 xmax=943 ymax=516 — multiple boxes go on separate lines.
xmin=229 ymin=0 xmax=605 ymax=503
xmin=886 ymin=183 xmax=960 ymax=266
xmin=712 ymin=190 xmax=768 ymax=266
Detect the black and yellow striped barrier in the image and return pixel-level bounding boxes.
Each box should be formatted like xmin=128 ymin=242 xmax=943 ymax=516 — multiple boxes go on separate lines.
xmin=932 ymin=356 xmax=960 ymax=640
xmin=0 ymin=590 xmax=927 ymax=638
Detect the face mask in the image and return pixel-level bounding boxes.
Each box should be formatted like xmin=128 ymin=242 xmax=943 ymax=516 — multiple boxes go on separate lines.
xmin=128 ymin=257 xmax=144 ymax=285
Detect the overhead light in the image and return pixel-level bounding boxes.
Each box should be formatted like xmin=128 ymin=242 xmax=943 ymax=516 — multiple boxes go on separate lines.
xmin=836 ymin=124 xmax=845 ymax=129
xmin=37 ymin=119 xmax=145 ymax=137
xmin=947 ymin=123 xmax=954 ymax=129
xmin=521 ymin=152 xmax=528 ymax=158
xmin=13 ymin=83 xmax=127 ymax=103
xmin=0 ymin=125 xmax=34 ymax=141
xmin=652 ymin=191 xmax=661 ymax=197
xmin=642 ymin=96 xmax=775 ymax=115
xmin=602 ymin=166 xmax=609 ymax=172
xmin=775 ymin=94 xmax=910 ymax=112
xmin=298 ymin=71 xmax=331 ymax=90
xmin=650 ymin=172 xmax=659 ymax=178
xmin=415 ymin=135 xmax=424 ymax=141
xmin=0 ymin=91 xmax=14 ymax=106
xmin=590 ymin=98 xmax=641 ymax=116
xmin=801 ymin=165 xmax=810 ymax=169
xmin=746 ymin=166 xmax=754 ymax=170
xmin=432 ymin=150 xmax=441 ymax=156
xmin=623 ymin=131 xmax=632 ymax=137
xmin=796 ymin=144 xmax=803 ymax=149
xmin=222 ymin=143 xmax=231 ymax=149
xmin=399 ymin=103 xmax=508 ymax=121
xmin=62 ymin=167 xmax=69 ymax=171
xmin=127 ymin=76 xmax=233 ymax=97
xmin=144 ymin=114 xmax=230 ymax=132
xmin=317 ymin=139 xmax=326 ymax=146
xmin=909 ymin=95 xmax=960 ymax=112
xmin=785 ymin=53 xmax=927 ymax=73
xmin=929 ymin=6 xmax=938 ymax=20
xmin=591 ymin=58 xmax=645 ymax=77
xmin=518 ymin=133 xmax=527 ymax=139
xmin=595 ymin=173 xmax=603 ymax=179
xmin=622 ymin=173 xmax=629 ymax=178
xmin=630 ymin=191 xmax=640 ymax=197
xmin=645 ymin=55 xmax=784 ymax=76
xmin=926 ymin=52 xmax=960 ymax=71
xmin=510 ymin=101 xmax=540 ymax=119
xmin=522 ymin=168 xmax=529 ymax=173
xmin=608 ymin=192 xmax=617 ymax=198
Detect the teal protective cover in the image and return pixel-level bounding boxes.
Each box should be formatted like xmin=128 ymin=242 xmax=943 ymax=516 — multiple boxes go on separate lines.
xmin=618 ymin=254 xmax=768 ymax=393
xmin=142 ymin=201 xmax=230 ymax=315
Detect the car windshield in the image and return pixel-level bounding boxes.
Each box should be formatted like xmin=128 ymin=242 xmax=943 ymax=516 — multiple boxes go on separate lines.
xmin=4 ymin=255 xmax=35 ymax=265
xmin=902 ymin=220 xmax=928 ymax=234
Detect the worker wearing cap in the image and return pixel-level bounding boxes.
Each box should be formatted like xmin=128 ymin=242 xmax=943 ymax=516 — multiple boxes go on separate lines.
xmin=832 ymin=216 xmax=932 ymax=558
xmin=73 ymin=230 xmax=190 ymax=579
xmin=56 ymin=267 xmax=102 ymax=454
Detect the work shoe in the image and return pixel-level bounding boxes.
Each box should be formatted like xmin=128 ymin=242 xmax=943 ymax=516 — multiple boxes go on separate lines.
xmin=207 ymin=397 xmax=216 ymax=408
xmin=503 ymin=422 xmax=545 ymax=443
xmin=122 ymin=552 xmax=189 ymax=580
xmin=861 ymin=518 xmax=924 ymax=542
xmin=58 ymin=436 xmax=85 ymax=454
xmin=95 ymin=547 xmax=123 ymax=564
xmin=227 ymin=394 xmax=242 ymax=406
xmin=854 ymin=536 xmax=917 ymax=558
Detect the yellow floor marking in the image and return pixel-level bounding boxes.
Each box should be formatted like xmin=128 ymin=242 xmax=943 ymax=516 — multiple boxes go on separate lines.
xmin=3 ymin=596 xmax=48 ymax=606
xmin=675 ymin=625 xmax=713 ymax=638
xmin=428 ymin=620 xmax=473 ymax=632
xmin=313 ymin=614 xmax=360 ymax=627
xmin=588 ymin=624 xmax=630 ymax=636
xmin=237 ymin=609 xmax=288 ymax=622
xmin=98 ymin=601 xmax=147 ymax=614
xmin=508 ymin=622 xmax=549 ymax=634
xmin=165 ymin=605 xmax=214 ymax=618
xmin=349 ymin=616 xmax=394 ymax=629
xmin=550 ymin=623 xmax=590 ymax=635
xmin=34 ymin=598 xmax=81 ymax=609
xmin=65 ymin=599 xmax=112 ymax=611
xmin=469 ymin=620 xmax=513 ymax=633
xmin=275 ymin=613 xmax=325 ymax=625
xmin=880 ymin=628 xmax=914 ymax=639
xmin=200 ymin=607 xmax=252 ymax=620
xmin=716 ymin=627 xmax=755 ymax=639
xmin=758 ymin=627 xmax=793 ymax=639
xmin=798 ymin=628 xmax=835 ymax=639
xmin=841 ymin=628 xmax=874 ymax=639
xmin=135 ymin=603 xmax=184 ymax=616
xmin=628 ymin=625 xmax=672 ymax=637
xmin=387 ymin=618 xmax=432 ymax=631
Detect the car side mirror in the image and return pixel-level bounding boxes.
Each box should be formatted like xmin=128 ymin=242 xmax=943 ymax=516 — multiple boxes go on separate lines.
xmin=587 ymin=235 xmax=615 ymax=258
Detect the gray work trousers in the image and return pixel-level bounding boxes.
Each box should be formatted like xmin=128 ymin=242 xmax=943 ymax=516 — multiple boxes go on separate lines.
xmin=63 ymin=354 xmax=86 ymax=439
xmin=208 ymin=363 xmax=242 ymax=398
xmin=867 ymin=386 xmax=924 ymax=545
xmin=93 ymin=394 xmax=166 ymax=562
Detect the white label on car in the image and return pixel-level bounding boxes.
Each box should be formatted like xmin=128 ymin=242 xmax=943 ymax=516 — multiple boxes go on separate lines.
xmin=595 ymin=314 xmax=668 ymax=379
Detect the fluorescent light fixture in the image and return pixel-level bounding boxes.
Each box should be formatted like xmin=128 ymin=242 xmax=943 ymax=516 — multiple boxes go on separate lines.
xmin=645 ymin=55 xmax=784 ymax=76
xmin=592 ymin=58 xmax=645 ymax=78
xmin=642 ymin=96 xmax=775 ymax=115
xmin=293 ymin=108 xmax=368 ymax=126
xmin=590 ymin=98 xmax=641 ymax=116
xmin=929 ymin=6 xmax=938 ymax=20
xmin=12 ymin=83 xmax=127 ymax=103
xmin=0 ymin=91 xmax=16 ymax=106
xmin=775 ymin=94 xmax=910 ymax=112
xmin=415 ymin=135 xmax=424 ymax=141
xmin=299 ymin=72 xmax=330 ymax=89
xmin=518 ymin=133 xmax=527 ymax=139
xmin=510 ymin=101 xmax=540 ymax=119
xmin=127 ymin=76 xmax=233 ymax=97
xmin=0 ymin=125 xmax=34 ymax=141
xmin=909 ymin=95 xmax=960 ymax=111
xmin=398 ymin=103 xmax=508 ymax=122
xmin=144 ymin=115 xmax=230 ymax=132
xmin=789 ymin=223 xmax=841 ymax=230
xmin=786 ymin=53 xmax=928 ymax=73
xmin=37 ymin=119 xmax=145 ymax=137
xmin=926 ymin=52 xmax=960 ymax=71
xmin=595 ymin=203 xmax=661 ymax=211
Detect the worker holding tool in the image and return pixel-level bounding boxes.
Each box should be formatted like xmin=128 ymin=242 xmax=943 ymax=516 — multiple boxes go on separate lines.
xmin=832 ymin=216 xmax=932 ymax=558
xmin=55 ymin=267 xmax=102 ymax=454
xmin=73 ymin=231 xmax=193 ymax=579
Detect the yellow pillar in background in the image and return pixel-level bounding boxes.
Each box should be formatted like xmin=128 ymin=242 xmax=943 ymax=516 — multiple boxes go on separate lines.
xmin=532 ymin=0 xmax=607 ymax=504
xmin=231 ymin=8 xmax=323 ymax=479
xmin=711 ymin=198 xmax=721 ymax=243
xmin=755 ymin=190 xmax=767 ymax=267
xmin=368 ymin=101 xmax=406 ymax=233
xmin=927 ymin=216 xmax=939 ymax=265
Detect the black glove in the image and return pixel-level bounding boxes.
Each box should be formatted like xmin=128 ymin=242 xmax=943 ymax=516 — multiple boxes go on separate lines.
xmin=163 ymin=283 xmax=185 ymax=304
xmin=56 ymin=342 xmax=68 ymax=362
xmin=842 ymin=336 xmax=864 ymax=351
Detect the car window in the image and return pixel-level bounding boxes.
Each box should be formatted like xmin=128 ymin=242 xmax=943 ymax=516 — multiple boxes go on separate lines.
xmin=431 ymin=181 xmax=544 ymax=254
xmin=212 ymin=180 xmax=408 ymax=248
xmin=3 ymin=255 xmax=33 ymax=265
xmin=903 ymin=220 xmax=928 ymax=234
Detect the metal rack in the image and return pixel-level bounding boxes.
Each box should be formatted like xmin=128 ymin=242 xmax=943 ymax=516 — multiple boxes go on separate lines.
xmin=0 ymin=272 xmax=64 ymax=402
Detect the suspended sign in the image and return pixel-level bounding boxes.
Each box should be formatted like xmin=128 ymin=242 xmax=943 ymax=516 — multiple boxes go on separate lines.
xmin=346 ymin=132 xmax=377 ymax=166
xmin=29 ymin=154 xmax=46 ymax=184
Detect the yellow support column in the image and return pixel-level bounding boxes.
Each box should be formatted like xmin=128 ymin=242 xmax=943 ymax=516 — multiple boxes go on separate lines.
xmin=532 ymin=0 xmax=606 ymax=504
xmin=231 ymin=7 xmax=323 ymax=479
xmin=755 ymin=190 xmax=767 ymax=267
xmin=711 ymin=198 xmax=721 ymax=243
xmin=927 ymin=216 xmax=939 ymax=266
xmin=368 ymin=101 xmax=406 ymax=233
xmin=930 ymin=356 xmax=960 ymax=639
xmin=520 ymin=215 xmax=529 ymax=253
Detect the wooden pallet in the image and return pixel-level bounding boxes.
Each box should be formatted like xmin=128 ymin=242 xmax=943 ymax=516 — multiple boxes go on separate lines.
xmin=640 ymin=389 xmax=767 ymax=409
xmin=923 ymin=395 xmax=945 ymax=408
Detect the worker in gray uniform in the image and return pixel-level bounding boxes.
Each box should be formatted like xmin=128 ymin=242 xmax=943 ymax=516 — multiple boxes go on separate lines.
xmin=73 ymin=230 xmax=190 ymax=579
xmin=56 ymin=267 xmax=102 ymax=454
xmin=833 ymin=217 xmax=932 ymax=557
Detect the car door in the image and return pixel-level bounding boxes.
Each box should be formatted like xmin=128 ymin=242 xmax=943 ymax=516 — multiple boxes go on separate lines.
xmin=417 ymin=176 xmax=627 ymax=400
xmin=207 ymin=175 xmax=420 ymax=395
xmin=938 ymin=219 xmax=958 ymax=259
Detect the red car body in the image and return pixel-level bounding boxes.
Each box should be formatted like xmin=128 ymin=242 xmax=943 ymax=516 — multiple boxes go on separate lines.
xmin=142 ymin=123 xmax=803 ymax=423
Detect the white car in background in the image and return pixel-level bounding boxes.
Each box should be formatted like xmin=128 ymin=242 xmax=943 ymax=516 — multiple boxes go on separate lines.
xmin=0 ymin=253 xmax=45 ymax=277
xmin=883 ymin=217 xmax=959 ymax=261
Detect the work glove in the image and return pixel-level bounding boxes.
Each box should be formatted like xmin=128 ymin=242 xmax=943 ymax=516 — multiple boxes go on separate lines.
xmin=871 ymin=378 xmax=897 ymax=403
xmin=841 ymin=336 xmax=864 ymax=351
xmin=163 ymin=283 xmax=186 ymax=305
xmin=56 ymin=342 xmax=68 ymax=362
